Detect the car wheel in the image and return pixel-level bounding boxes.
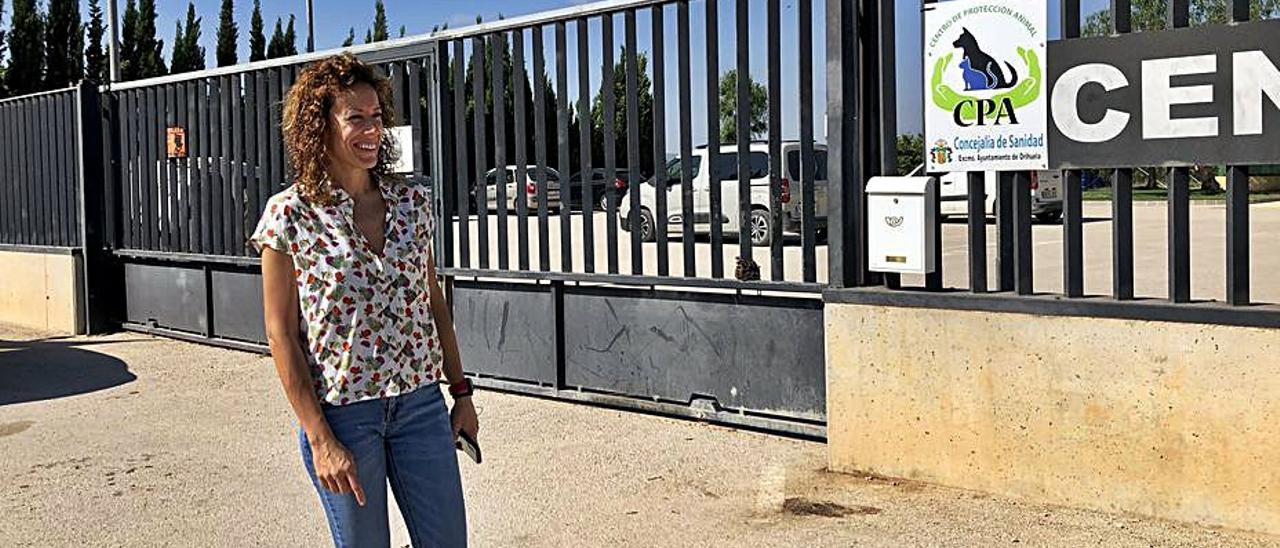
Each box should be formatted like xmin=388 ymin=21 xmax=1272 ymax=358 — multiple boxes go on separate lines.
xmin=1036 ymin=211 xmax=1063 ymax=224
xmin=750 ymin=209 xmax=772 ymax=247
xmin=638 ymin=208 xmax=656 ymax=242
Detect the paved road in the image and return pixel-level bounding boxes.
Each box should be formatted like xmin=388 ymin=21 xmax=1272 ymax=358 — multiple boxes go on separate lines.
xmin=2 ymin=325 xmax=1278 ymax=547
xmin=448 ymin=201 xmax=1280 ymax=304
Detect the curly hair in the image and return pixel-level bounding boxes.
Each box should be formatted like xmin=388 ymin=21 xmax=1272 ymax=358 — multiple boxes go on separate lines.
xmin=282 ymin=53 xmax=401 ymax=206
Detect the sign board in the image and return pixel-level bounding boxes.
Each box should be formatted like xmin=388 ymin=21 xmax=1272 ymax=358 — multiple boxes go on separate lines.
xmin=166 ymin=127 xmax=187 ymax=159
xmin=1048 ymin=19 xmax=1280 ymax=169
xmin=924 ymin=0 xmax=1048 ymax=172
xmin=389 ymin=125 xmax=415 ymax=174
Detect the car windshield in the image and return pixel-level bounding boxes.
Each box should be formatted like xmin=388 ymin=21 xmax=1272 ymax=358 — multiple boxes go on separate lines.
xmin=658 ymin=157 xmax=702 ymax=185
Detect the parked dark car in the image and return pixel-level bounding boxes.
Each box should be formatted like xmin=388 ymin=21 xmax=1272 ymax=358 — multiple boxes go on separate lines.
xmin=565 ymin=168 xmax=633 ymax=211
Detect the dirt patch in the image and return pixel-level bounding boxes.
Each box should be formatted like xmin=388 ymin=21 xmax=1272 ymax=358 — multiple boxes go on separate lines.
xmin=0 ymin=420 xmax=34 ymax=438
xmin=783 ymin=497 xmax=882 ymax=518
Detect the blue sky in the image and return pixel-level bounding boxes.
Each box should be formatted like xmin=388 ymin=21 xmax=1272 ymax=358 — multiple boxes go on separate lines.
xmin=48 ymin=0 xmax=1114 ymax=138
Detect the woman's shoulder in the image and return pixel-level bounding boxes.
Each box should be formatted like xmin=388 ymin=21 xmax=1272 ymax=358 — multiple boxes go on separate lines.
xmin=262 ymin=185 xmax=310 ymax=217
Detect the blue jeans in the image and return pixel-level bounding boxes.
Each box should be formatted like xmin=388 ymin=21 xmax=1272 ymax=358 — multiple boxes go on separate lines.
xmin=300 ymin=384 xmax=467 ymax=547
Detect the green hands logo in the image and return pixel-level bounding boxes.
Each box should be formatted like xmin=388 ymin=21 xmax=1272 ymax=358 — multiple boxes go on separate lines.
xmin=932 ymin=47 xmax=1041 ymax=126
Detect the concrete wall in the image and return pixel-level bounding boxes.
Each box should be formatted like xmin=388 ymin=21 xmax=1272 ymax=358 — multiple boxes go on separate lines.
xmin=0 ymin=250 xmax=83 ymax=334
xmin=827 ymin=303 xmax=1280 ymax=534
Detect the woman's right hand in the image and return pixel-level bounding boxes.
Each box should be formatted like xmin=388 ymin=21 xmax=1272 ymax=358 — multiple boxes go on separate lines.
xmin=310 ymin=435 xmax=367 ymax=506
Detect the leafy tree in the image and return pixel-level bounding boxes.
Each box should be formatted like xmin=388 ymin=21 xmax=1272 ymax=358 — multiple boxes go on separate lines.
xmin=896 ymin=133 xmax=924 ymax=175
xmin=5 ymin=0 xmax=43 ymax=94
xmin=85 ymin=0 xmax=108 ymax=82
xmin=248 ymin=0 xmax=265 ymax=62
xmin=45 ymin=0 xmax=84 ymax=89
xmin=590 ymin=47 xmax=654 ymax=174
xmin=216 ymin=0 xmax=238 ymax=67
xmin=718 ymin=69 xmax=767 ymax=145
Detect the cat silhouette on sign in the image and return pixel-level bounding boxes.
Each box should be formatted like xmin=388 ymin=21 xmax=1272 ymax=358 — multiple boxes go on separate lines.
xmin=952 ymin=28 xmax=1018 ymax=91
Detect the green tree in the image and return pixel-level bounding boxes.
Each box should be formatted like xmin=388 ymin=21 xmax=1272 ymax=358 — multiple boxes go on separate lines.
xmin=896 ymin=133 xmax=924 ymax=175
xmin=718 ymin=69 xmax=767 ymax=145
xmin=267 ymin=18 xmax=285 ymax=59
xmin=134 ymin=0 xmax=167 ymax=78
xmin=119 ymin=0 xmax=138 ymax=79
xmin=341 ymin=27 xmax=354 ymax=47
xmin=1 ymin=0 xmax=10 ymax=96
xmin=45 ymin=0 xmax=84 ymax=89
xmin=248 ymin=0 xmax=265 ymax=62
xmin=85 ymin=0 xmax=108 ymax=82
xmin=590 ymin=47 xmax=654 ymax=174
xmin=364 ymin=28 xmax=372 ymax=44
xmin=399 ymin=25 xmax=406 ymax=38
xmin=283 ymin=15 xmax=298 ymax=56
xmin=5 ymin=0 xmax=43 ymax=95
xmin=1083 ymin=0 xmax=1279 ymax=36
xmin=170 ymin=2 xmax=204 ymax=73
xmin=216 ymin=0 xmax=238 ymax=67
xmin=372 ymin=0 xmax=389 ymax=42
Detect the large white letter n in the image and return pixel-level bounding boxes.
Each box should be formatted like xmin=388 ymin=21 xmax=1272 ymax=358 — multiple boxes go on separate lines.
xmin=1234 ymin=50 xmax=1280 ymax=136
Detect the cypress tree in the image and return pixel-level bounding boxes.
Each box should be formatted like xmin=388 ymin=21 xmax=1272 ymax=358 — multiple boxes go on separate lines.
xmin=45 ymin=0 xmax=85 ymax=89
xmin=371 ymin=0 xmax=388 ymax=42
xmin=215 ymin=0 xmax=238 ymax=67
xmin=5 ymin=0 xmax=44 ymax=95
xmin=85 ymin=0 xmax=109 ymax=82
xmin=248 ymin=0 xmax=265 ymax=62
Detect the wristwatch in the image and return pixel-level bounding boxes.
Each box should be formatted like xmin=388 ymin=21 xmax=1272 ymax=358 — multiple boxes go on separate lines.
xmin=448 ymin=378 xmax=474 ymax=399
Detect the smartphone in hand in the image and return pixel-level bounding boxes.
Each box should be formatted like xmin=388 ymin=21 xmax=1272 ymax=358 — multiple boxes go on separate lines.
xmin=456 ymin=430 xmax=481 ymax=464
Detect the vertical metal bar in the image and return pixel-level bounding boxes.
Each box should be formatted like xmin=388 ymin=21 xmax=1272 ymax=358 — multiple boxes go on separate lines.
xmin=145 ymin=87 xmax=160 ymax=250
xmin=491 ymin=34 xmax=510 ymax=271
xmin=231 ymin=76 xmax=245 ymax=255
xmin=996 ymin=171 xmax=1014 ymax=291
xmin=925 ymin=173 xmax=943 ymax=290
xmin=253 ymin=72 xmax=269 ymax=246
xmin=798 ymin=0 xmax=817 ymax=283
xmin=203 ymin=80 xmax=217 ymax=255
xmin=602 ymin=15 xmax=620 ymax=275
xmin=46 ymin=97 xmax=61 ymax=246
xmin=705 ymin=0 xmax=724 ymax=278
xmin=472 ymin=36 xmax=490 ymax=270
xmin=1063 ymin=170 xmax=1084 ymax=297
xmin=242 ymin=74 xmax=258 ymax=249
xmin=166 ymin=85 xmax=179 ymax=251
xmin=268 ymin=69 xmax=283 ymax=195
xmin=127 ymin=91 xmax=140 ymax=249
xmin=171 ymin=84 xmax=185 ymax=252
xmin=179 ymin=82 xmax=194 ymax=253
xmin=1111 ymin=0 xmax=1132 ymax=33
xmin=577 ymin=18 xmax=596 ymax=274
xmin=452 ymin=40 xmax=471 ymax=269
xmin=512 ymin=32 xmax=530 ymax=271
xmin=1167 ymin=167 xmax=1190 ymax=303
xmin=209 ymin=79 xmax=224 ymax=255
xmin=556 ymin=22 xmax=573 ymax=273
xmin=1227 ymin=166 xmax=1250 ymax=305
xmin=826 ymin=0 xmax=864 ymax=288
xmin=188 ymin=82 xmax=203 ymax=255
xmin=1227 ymin=2 xmax=1251 ymax=306
xmin=1013 ymin=171 xmax=1033 ymax=295
xmin=40 ymin=98 xmax=54 ymax=246
xmin=734 ymin=0 xmax=752 ymax=268
xmin=1063 ymin=0 xmax=1081 ymax=37
xmin=221 ymin=75 xmax=236 ymax=255
xmin=281 ymin=68 xmax=296 ymax=184
xmin=767 ymin=0 xmax=783 ymax=281
xmin=17 ymin=99 xmax=28 ymax=245
xmin=652 ymin=5 xmax=670 ymax=277
xmin=625 ymin=12 xmax=643 ymax=275
xmin=533 ymin=26 xmax=552 ymax=272
xmin=0 ymin=104 xmax=10 ymax=243
xmin=54 ymin=96 xmax=70 ymax=246
xmin=1113 ymin=167 xmax=1134 ymax=299
xmin=24 ymin=98 xmax=36 ymax=245
xmin=677 ymin=1 xmax=696 ymax=278
xmin=968 ymin=172 xmax=987 ymax=292
xmin=1167 ymin=0 xmax=1189 ymax=28
xmin=408 ymin=60 xmax=425 ymax=176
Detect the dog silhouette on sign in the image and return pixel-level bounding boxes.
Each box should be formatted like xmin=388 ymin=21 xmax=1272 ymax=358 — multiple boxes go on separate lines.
xmin=952 ymin=28 xmax=1018 ymax=90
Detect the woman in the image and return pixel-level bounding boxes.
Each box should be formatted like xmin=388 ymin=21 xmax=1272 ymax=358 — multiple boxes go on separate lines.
xmin=251 ymin=53 xmax=477 ymax=548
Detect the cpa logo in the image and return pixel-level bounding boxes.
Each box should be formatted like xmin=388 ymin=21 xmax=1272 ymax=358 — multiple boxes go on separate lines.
xmin=931 ymin=27 xmax=1041 ymax=128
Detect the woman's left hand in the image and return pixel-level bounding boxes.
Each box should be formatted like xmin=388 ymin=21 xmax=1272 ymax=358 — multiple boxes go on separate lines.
xmin=450 ymin=397 xmax=479 ymax=441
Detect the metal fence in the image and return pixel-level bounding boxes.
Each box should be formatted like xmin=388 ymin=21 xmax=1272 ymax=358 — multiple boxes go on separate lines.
xmin=830 ymin=0 xmax=1280 ymax=330
xmin=0 ymin=87 xmax=83 ymax=249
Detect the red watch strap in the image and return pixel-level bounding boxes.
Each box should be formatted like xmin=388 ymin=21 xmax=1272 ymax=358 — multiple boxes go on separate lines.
xmin=448 ymin=378 xmax=474 ymax=397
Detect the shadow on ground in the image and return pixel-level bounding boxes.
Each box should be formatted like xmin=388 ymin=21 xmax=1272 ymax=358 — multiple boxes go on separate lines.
xmin=0 ymin=338 xmax=137 ymax=406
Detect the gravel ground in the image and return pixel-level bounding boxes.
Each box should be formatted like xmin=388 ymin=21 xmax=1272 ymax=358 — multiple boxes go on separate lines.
xmin=2 ymin=324 xmax=1278 ymax=547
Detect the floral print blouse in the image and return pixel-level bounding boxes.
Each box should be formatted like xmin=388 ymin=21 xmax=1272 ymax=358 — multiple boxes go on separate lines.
xmin=250 ymin=179 xmax=444 ymax=406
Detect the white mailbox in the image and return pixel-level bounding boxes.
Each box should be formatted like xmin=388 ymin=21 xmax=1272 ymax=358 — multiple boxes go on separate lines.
xmin=866 ymin=176 xmax=937 ymax=275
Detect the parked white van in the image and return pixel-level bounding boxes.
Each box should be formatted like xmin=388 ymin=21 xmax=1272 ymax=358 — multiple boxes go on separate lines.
xmin=619 ymin=141 xmax=828 ymax=246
